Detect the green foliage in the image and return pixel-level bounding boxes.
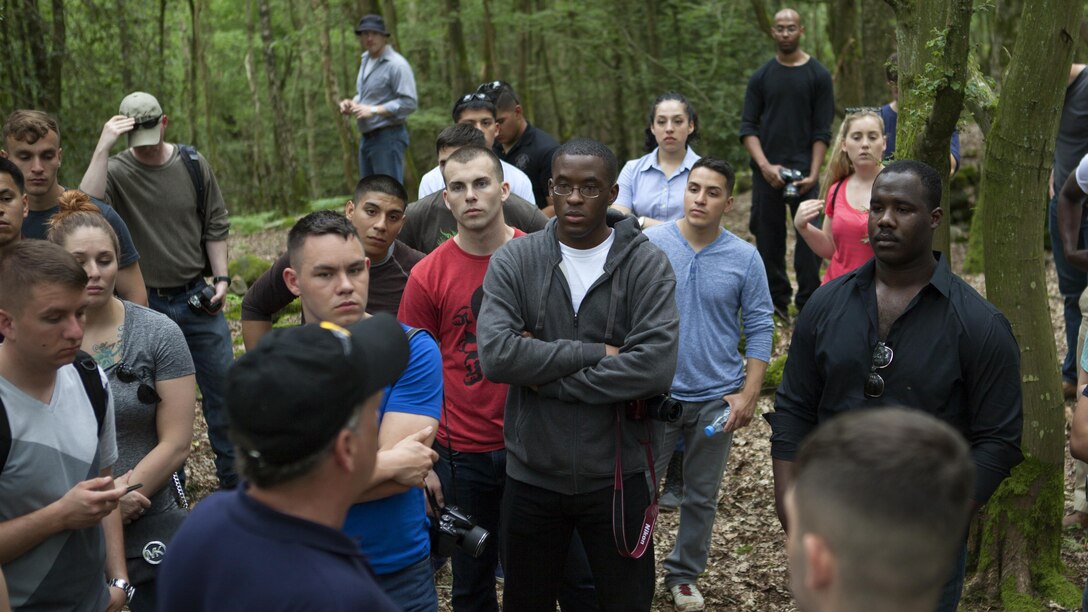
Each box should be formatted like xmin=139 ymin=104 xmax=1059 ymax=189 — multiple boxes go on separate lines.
xmin=228 ymin=254 xmax=273 ymax=286
xmin=222 ymin=293 xmax=244 ymax=322
xmin=308 ymin=195 xmax=350 ymax=212
xmin=762 ymin=354 xmax=787 ymax=393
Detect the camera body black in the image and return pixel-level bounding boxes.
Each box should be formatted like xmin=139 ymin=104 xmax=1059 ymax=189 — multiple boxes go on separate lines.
xmin=187 ymin=285 xmax=223 ymax=316
xmin=626 ymin=394 xmax=682 ymax=423
xmin=779 ymin=167 xmax=805 ymax=203
xmin=431 ymin=504 xmax=490 ymax=558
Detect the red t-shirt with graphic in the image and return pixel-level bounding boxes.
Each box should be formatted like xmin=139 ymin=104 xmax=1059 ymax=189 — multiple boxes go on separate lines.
xmin=397 ymin=231 xmax=524 ymax=452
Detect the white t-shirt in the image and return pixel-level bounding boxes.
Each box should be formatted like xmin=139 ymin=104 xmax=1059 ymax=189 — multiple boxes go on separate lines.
xmin=417 ymin=161 xmax=537 ymax=206
xmin=1075 ymin=153 xmax=1088 ymax=192
xmin=559 ymin=230 xmax=615 ymax=313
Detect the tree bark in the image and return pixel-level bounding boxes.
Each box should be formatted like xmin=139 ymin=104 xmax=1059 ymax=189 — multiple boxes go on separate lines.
xmin=884 ymin=0 xmax=973 ymax=259
xmin=443 ymin=0 xmax=471 ymax=96
xmin=258 ymin=0 xmax=303 ymax=212
xmin=971 ymin=0 xmax=1084 ymax=607
xmin=480 ymin=0 xmax=498 ymax=81
xmin=860 ymin=1 xmax=896 ymax=104
xmin=186 ymin=0 xmax=200 ymax=146
xmin=827 ymin=0 xmax=863 ymax=113
xmin=312 ymin=0 xmax=356 ymax=192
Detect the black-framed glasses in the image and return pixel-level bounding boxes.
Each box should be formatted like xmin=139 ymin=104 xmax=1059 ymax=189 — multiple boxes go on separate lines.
xmin=117 ymin=363 xmax=163 ymax=404
xmin=552 ymin=184 xmax=601 ymax=199
xmin=864 ymin=342 xmax=894 ymax=398
xmin=131 ymin=115 xmax=162 ymax=130
xmin=458 ymin=92 xmax=490 ymax=105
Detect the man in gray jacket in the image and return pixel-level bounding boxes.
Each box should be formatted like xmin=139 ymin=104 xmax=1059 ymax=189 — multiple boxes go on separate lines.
xmin=478 ymin=138 xmax=679 ymax=611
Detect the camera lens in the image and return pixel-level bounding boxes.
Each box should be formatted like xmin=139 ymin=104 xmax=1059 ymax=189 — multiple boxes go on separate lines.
xmin=460 ymin=525 xmax=490 ymax=558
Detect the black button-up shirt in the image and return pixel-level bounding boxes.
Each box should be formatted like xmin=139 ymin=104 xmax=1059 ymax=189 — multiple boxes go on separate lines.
xmin=495 ymin=122 xmax=559 ymax=210
xmin=768 ymin=254 xmax=1023 ymax=504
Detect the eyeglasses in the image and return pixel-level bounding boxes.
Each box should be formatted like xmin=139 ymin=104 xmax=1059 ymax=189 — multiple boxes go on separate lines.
xmin=552 ymin=184 xmax=601 ymax=199
xmin=864 ymin=342 xmax=894 ymax=398
xmin=116 ymin=363 xmax=163 ymax=404
xmin=458 ymin=92 xmax=490 ymax=105
xmin=844 ymin=106 xmax=881 ymax=114
xmin=131 ymin=115 xmax=162 ymax=131
xmin=319 ymin=321 xmax=354 ymax=356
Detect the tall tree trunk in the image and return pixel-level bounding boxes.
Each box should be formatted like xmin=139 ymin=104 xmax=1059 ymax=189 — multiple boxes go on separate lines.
xmin=187 ymin=0 xmax=200 ymax=146
xmin=971 ymin=0 xmax=1084 ymax=607
xmin=48 ymin=0 xmax=63 ymax=110
xmin=480 ymin=0 xmax=498 ymax=80
xmin=885 ymin=0 xmax=972 ymax=259
xmin=827 ymin=0 xmax=863 ymax=113
xmin=258 ymin=0 xmax=303 ymax=212
xmin=312 ymin=0 xmax=356 ymax=192
xmin=443 ymin=0 xmax=471 ymax=95
xmin=158 ymin=0 xmax=167 ymax=90
xmin=118 ymin=0 xmax=133 ymax=92
xmin=859 ymin=1 xmax=895 ymax=105
xmin=244 ymin=0 xmax=268 ymax=206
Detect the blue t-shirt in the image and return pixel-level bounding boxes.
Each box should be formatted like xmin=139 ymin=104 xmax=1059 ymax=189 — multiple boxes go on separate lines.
xmin=342 ymin=325 xmax=443 ymax=575
xmin=157 ymin=487 xmax=398 ymax=611
xmin=881 ymin=104 xmax=961 ymax=169
xmin=21 ymin=189 xmax=140 ymax=267
xmin=644 ymin=222 xmax=775 ymax=401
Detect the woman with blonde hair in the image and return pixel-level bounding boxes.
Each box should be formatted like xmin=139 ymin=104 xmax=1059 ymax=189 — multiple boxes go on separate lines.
xmin=48 ymin=190 xmax=195 ymax=611
xmin=794 ymin=110 xmax=886 ymax=283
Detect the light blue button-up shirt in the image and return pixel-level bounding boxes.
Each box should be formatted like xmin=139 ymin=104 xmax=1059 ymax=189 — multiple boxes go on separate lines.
xmin=353 ymin=45 xmax=417 ymax=134
xmin=616 ymin=146 xmax=700 ymax=222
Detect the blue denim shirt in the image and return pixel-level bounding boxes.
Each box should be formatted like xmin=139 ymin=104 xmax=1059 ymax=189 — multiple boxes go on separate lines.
xmin=616 ymin=146 xmax=700 ymax=222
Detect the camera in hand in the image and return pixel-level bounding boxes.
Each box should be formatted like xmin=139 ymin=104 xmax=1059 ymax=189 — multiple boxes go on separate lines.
xmin=431 ymin=503 xmax=490 ymax=558
xmin=187 ymin=285 xmax=224 ymax=316
xmin=626 ymin=394 xmax=682 ymax=423
xmin=779 ymin=167 xmax=805 ymax=204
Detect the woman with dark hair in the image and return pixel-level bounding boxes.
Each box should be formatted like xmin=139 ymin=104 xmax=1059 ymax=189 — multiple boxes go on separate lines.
xmin=613 ymin=92 xmax=701 ymax=228
xmin=48 ymin=190 xmax=195 ymax=611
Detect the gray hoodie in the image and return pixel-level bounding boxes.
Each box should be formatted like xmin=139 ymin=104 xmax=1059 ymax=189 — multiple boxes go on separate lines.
xmin=478 ymin=217 xmax=679 ymax=495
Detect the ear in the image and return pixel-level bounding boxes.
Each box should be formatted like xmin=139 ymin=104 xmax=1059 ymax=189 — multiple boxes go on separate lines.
xmin=442 ymin=189 xmax=452 ymax=212
xmin=162 ymin=115 xmax=169 ymax=129
xmin=515 ymin=105 xmax=524 ymax=118
xmin=20 ymin=193 xmax=28 ymax=217
xmin=802 ymin=533 xmax=835 ymax=592
xmin=344 ymin=200 xmax=356 ymax=217
xmin=500 ymin=181 xmax=511 ymax=203
xmin=331 ymin=428 xmax=356 ymax=472
xmin=723 ymin=195 xmax=736 ymax=214
xmin=930 ymin=206 xmax=944 ymax=230
xmin=0 ymin=149 xmax=7 ymax=159
xmin=0 ymin=307 xmax=15 ymax=339
xmin=607 ymin=183 xmax=619 ymax=205
xmin=283 ymin=266 xmax=301 ymax=298
xmin=56 ymin=146 xmax=63 ymax=167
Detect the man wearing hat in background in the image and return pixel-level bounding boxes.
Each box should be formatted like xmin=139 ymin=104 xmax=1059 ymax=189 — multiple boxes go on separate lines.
xmin=339 ymin=14 xmax=418 ymax=184
xmin=156 ymin=314 xmax=407 ymax=610
xmin=80 ymin=91 xmax=238 ymax=489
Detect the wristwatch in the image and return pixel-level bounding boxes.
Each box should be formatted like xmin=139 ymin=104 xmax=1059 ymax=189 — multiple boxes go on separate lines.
xmin=108 ymin=577 xmax=135 ymax=604
xmin=638 ymin=216 xmax=648 ymax=229
xmin=212 ymin=275 xmax=231 ymax=285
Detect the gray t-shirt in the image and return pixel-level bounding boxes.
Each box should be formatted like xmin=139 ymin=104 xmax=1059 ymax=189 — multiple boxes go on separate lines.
xmin=0 ymin=364 xmax=117 ymax=610
xmin=1055 ymin=68 xmax=1088 ymax=190
xmin=104 ymin=302 xmax=194 ymax=519
xmin=104 ymin=146 xmax=230 ymax=287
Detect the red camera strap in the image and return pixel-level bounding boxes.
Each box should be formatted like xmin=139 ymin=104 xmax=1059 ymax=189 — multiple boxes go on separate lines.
xmin=612 ymin=408 xmax=659 ymax=559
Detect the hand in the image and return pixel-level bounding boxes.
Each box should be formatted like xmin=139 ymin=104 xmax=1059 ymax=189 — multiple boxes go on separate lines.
xmin=721 ymin=391 xmax=757 ymax=433
xmin=794 ymin=174 xmax=818 ymax=195
xmin=353 ymin=105 xmax=375 ymax=119
xmin=209 ymin=280 xmax=229 ymax=306
xmin=605 ymin=344 xmax=620 ymax=356
xmin=793 ymin=199 xmax=824 ymax=231
xmin=388 ymin=427 xmax=439 ymax=487
xmin=423 ymin=469 xmax=444 ymax=517
xmin=55 ymin=476 xmax=126 ymax=531
xmin=119 ymin=490 xmax=151 ymax=525
xmin=97 ymin=115 xmax=136 ymax=151
xmin=338 ymin=99 xmax=355 ymax=115
xmin=759 ymin=163 xmax=785 ymax=189
xmin=105 ymin=584 xmax=127 ymax=612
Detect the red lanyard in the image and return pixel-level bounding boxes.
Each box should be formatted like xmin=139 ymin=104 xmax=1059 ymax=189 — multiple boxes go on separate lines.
xmin=612 ymin=408 xmax=659 ymax=559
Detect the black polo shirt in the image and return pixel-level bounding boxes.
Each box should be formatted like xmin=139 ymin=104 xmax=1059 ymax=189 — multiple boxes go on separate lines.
xmin=495 ymin=122 xmax=560 ymax=209
xmin=767 ymin=254 xmax=1023 ymax=504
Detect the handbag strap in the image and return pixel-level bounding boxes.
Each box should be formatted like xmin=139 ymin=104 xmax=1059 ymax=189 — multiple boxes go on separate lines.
xmin=611 ymin=407 xmax=659 ymax=559
xmin=171 ymin=472 xmax=190 ymax=511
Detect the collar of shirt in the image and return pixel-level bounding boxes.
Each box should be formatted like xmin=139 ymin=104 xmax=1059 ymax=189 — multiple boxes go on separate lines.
xmin=361 ymin=45 xmax=392 ymax=63
xmin=848 ymin=250 xmax=952 ymax=298
xmin=230 ymin=486 xmax=367 ymax=559
xmin=643 ymin=146 xmax=700 ymax=180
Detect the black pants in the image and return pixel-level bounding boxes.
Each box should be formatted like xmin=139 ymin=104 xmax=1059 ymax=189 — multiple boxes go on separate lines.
xmin=501 ymin=475 xmax=654 ymax=611
xmin=748 ymin=171 xmax=822 ymax=312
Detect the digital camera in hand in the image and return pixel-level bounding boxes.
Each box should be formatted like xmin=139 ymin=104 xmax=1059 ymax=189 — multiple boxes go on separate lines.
xmin=187 ymin=285 xmax=224 ymax=316
xmin=626 ymin=395 xmax=683 ymax=423
xmin=779 ymin=167 xmax=805 ymax=204
xmin=431 ymin=504 xmax=490 ymax=558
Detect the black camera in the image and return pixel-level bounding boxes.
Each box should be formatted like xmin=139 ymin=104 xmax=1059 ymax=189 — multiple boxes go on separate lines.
xmin=187 ymin=285 xmax=223 ymax=316
xmin=779 ymin=167 xmax=805 ymax=203
xmin=626 ymin=394 xmax=682 ymax=423
xmin=431 ymin=504 xmax=490 ymax=558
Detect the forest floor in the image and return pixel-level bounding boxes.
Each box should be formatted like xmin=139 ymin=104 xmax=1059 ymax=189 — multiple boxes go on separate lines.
xmin=180 ymin=187 xmax=1088 ymax=611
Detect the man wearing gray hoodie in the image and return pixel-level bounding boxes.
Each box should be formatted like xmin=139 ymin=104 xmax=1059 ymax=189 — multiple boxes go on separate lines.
xmin=478 ymin=138 xmax=679 ymax=611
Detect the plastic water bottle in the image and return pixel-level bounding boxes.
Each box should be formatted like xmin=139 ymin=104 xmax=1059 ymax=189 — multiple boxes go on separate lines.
xmin=704 ymin=402 xmax=732 ymax=437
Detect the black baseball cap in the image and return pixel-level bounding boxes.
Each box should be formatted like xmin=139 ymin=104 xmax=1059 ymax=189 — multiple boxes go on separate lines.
xmin=227 ymin=313 xmax=409 ymax=466
xmin=354 ymin=14 xmax=390 ymax=35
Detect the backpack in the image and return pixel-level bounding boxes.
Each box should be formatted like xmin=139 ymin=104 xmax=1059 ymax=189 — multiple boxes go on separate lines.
xmin=0 ymin=351 xmax=109 ymax=476
xmin=176 ymin=144 xmax=212 ymax=276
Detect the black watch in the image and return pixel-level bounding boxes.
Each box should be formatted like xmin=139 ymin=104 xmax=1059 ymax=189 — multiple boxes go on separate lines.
xmin=109 ymin=577 xmax=135 ymax=604
xmin=212 ymin=275 xmax=231 ymax=285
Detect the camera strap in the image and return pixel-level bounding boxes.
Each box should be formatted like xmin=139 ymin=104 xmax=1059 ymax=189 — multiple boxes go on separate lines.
xmin=611 ymin=407 xmax=658 ymax=559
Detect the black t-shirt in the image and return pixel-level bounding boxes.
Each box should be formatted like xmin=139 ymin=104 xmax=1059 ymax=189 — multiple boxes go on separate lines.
xmin=495 ymin=123 xmax=560 ymax=209
xmin=739 ymin=57 xmax=834 ymax=171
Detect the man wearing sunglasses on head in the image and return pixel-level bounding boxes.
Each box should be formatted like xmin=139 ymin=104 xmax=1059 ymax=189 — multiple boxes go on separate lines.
xmin=480 ymin=81 xmax=560 ymax=216
xmin=766 ymin=160 xmax=1023 ymax=612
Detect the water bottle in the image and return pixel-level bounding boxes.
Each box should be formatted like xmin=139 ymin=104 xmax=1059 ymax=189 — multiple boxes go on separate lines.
xmin=704 ymin=402 xmax=732 ymax=437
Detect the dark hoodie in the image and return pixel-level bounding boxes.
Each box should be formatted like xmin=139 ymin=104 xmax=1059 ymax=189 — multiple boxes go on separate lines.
xmin=477 ymin=217 xmax=679 ymax=495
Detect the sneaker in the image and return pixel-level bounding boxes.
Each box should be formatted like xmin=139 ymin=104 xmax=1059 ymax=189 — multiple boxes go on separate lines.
xmin=670 ymin=583 xmax=705 ymax=611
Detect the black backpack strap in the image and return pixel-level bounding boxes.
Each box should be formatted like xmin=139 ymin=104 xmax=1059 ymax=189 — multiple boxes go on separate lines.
xmin=73 ymin=351 xmax=109 ymax=436
xmin=0 ymin=394 xmax=9 ymax=477
xmin=177 ymin=144 xmax=206 ymax=220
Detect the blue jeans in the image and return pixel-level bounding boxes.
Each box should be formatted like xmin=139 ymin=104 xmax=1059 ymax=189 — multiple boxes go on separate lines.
xmin=374 ymin=555 xmax=438 ymax=612
xmin=1049 ymin=194 xmax=1088 ymax=383
xmin=935 ymin=542 xmax=967 ymax=612
xmin=358 ymin=124 xmax=409 ymax=183
xmin=148 ymin=283 xmax=237 ymax=488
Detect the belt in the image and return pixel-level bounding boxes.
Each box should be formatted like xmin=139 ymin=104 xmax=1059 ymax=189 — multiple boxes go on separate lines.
xmin=148 ymin=277 xmax=204 ymax=297
xmin=363 ymin=123 xmax=403 ymax=137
